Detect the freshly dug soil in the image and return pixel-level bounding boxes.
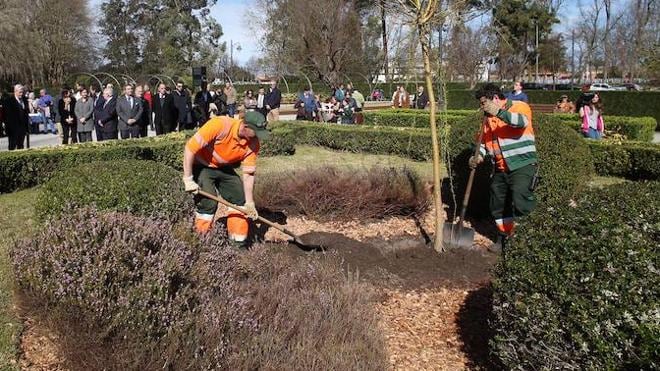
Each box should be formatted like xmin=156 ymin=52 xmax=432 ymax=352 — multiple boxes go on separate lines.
xmin=274 ymin=232 xmax=497 ymax=290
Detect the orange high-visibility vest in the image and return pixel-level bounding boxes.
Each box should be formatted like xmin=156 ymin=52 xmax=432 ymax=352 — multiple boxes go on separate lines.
xmin=480 ymin=100 xmax=537 ymax=172
xmin=185 ymin=116 xmax=259 ymax=174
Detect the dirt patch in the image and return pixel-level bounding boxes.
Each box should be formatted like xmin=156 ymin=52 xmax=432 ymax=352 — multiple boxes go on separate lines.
xmin=264 ymin=232 xmax=499 ymax=370
xmin=18 ymin=317 xmax=65 ymax=371
xmin=273 ymin=232 xmax=497 ymax=291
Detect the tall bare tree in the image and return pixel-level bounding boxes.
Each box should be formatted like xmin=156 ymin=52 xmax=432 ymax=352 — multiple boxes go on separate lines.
xmin=0 ymin=0 xmax=94 ymax=87
xmin=255 ymin=0 xmax=364 ymax=87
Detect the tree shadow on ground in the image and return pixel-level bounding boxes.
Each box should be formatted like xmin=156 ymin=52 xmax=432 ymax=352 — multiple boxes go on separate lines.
xmin=456 ymin=285 xmax=502 ymax=370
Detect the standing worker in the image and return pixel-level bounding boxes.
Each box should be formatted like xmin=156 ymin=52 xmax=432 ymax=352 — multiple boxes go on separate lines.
xmin=469 ymin=83 xmax=538 ymax=252
xmin=182 ymin=111 xmax=270 ymax=247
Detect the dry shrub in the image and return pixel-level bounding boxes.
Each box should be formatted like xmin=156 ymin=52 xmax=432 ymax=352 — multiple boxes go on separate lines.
xmin=232 ymin=247 xmax=388 ymax=370
xmin=256 ymin=166 xmax=429 ymax=221
xmin=11 ymin=208 xmax=386 ymax=370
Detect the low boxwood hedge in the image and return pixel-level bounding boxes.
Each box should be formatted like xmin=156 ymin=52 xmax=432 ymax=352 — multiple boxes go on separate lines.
xmin=0 ymin=129 xmax=295 ymax=194
xmin=445 ymin=113 xmax=594 ymax=218
xmin=365 ymin=110 xmax=655 ymax=142
xmin=447 ymin=89 xmax=660 ymax=126
xmin=552 ymin=113 xmax=656 ymax=142
xmin=278 ymin=121 xmax=433 ymax=161
xmin=491 ymin=181 xmax=660 ymax=369
xmin=362 ymin=111 xmax=465 ymax=128
xmin=588 ymin=140 xmax=660 ymax=180
xmin=35 ymin=160 xmax=194 ymax=221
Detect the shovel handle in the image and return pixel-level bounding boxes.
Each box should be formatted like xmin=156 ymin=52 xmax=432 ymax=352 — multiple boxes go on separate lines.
xmin=458 ymin=118 xmax=487 ymax=223
xmin=196 ymin=189 xmax=299 ymax=240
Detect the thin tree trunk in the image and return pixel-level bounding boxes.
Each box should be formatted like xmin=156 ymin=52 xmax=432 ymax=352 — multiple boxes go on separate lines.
xmin=381 ymin=0 xmax=389 ymax=78
xmin=418 ymin=22 xmax=443 ymax=252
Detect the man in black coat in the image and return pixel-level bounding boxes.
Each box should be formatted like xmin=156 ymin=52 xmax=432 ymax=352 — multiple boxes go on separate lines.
xmin=265 ymin=81 xmax=282 ymax=123
xmin=193 ymin=82 xmax=213 ymax=126
xmin=415 ymin=86 xmax=429 ymax=109
xmin=3 ymin=84 xmax=30 ymax=150
xmin=152 ymin=83 xmax=177 ymax=135
xmin=94 ymin=87 xmax=118 ymax=141
xmin=172 ymin=81 xmax=191 ymax=131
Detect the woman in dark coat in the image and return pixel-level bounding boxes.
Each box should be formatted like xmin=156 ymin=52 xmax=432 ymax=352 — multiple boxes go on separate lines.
xmin=58 ymin=90 xmax=77 ymax=144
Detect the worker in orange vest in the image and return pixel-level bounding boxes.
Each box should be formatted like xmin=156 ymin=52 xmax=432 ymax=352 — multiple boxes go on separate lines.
xmin=182 ymin=111 xmax=269 ymax=247
xmin=469 ymin=83 xmax=539 ymax=253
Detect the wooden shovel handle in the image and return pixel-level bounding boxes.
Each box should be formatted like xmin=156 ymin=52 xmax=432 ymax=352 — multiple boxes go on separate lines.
xmin=458 ymin=118 xmax=487 ymax=223
xmin=196 ymin=189 xmax=299 ymax=240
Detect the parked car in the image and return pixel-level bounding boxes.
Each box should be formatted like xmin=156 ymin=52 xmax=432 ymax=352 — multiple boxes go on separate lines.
xmin=623 ymin=83 xmax=642 ymax=91
xmin=590 ymin=83 xmax=626 ymax=91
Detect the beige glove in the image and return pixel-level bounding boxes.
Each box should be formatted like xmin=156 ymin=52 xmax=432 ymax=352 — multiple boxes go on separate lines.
xmin=182 ymin=176 xmax=199 ymax=193
xmin=468 ymin=155 xmax=484 ymax=169
xmin=482 ymin=100 xmax=500 ymax=116
xmin=243 ymin=202 xmax=258 ymax=220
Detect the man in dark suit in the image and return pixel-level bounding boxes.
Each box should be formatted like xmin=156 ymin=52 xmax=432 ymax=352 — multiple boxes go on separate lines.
xmin=4 ymin=84 xmax=30 ymax=150
xmin=265 ymin=81 xmax=282 ymax=123
xmin=135 ymin=85 xmax=151 ymax=137
xmin=95 ymin=87 xmax=118 ymax=141
xmin=193 ymin=82 xmax=213 ymax=126
xmin=152 ymin=83 xmax=177 ymax=135
xmin=116 ymin=84 xmax=143 ymax=139
xmin=173 ymin=81 xmax=191 ymax=131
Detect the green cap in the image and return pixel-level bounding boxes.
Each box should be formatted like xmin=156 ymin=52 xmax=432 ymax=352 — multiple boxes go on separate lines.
xmin=243 ymin=111 xmax=270 ymax=141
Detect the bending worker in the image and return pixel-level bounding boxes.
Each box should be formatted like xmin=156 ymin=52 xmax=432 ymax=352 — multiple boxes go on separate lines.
xmin=469 ymin=83 xmax=538 ymax=252
xmin=182 ymin=111 xmax=270 ymax=245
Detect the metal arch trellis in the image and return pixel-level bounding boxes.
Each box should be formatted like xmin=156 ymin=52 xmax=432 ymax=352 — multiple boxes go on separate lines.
xmin=278 ymin=75 xmax=290 ymax=95
xmin=116 ymin=73 xmax=137 ymax=86
xmin=297 ymin=70 xmax=314 ymax=94
xmin=70 ymin=72 xmax=104 ymax=90
xmin=94 ymin=72 xmax=121 ymax=88
xmin=157 ymin=74 xmax=177 ymax=87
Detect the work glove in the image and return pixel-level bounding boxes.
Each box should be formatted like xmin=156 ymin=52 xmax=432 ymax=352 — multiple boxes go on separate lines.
xmin=243 ymin=202 xmax=258 ymax=220
xmin=182 ymin=176 xmax=200 ymax=194
xmin=468 ymin=155 xmax=484 ymax=169
xmin=482 ymin=100 xmax=500 ymax=116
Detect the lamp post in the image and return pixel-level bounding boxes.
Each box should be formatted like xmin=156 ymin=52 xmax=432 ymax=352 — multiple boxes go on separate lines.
xmin=535 ymin=19 xmax=539 ymax=83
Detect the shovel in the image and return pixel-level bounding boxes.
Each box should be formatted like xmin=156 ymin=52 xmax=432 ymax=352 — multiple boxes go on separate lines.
xmin=442 ymin=119 xmax=486 ymax=250
xmin=196 ymin=190 xmax=324 ymax=251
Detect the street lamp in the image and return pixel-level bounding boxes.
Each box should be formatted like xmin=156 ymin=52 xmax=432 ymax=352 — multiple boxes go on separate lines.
xmin=534 ymin=18 xmax=539 ymax=83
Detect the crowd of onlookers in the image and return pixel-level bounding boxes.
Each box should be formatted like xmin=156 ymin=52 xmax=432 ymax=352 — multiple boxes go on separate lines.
xmin=1 ymin=79 xmax=608 ymax=150
xmin=0 ymin=80 xmax=283 ymax=150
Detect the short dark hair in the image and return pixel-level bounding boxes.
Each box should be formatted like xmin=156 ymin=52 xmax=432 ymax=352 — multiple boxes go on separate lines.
xmin=475 ymin=83 xmax=505 ymax=100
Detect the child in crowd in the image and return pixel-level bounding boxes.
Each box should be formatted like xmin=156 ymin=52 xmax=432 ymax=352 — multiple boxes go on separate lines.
xmin=578 ymin=93 xmax=604 ymax=139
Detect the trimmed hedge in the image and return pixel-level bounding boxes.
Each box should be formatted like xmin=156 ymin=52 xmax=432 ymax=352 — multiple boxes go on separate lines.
xmin=447 ymin=89 xmax=660 ymax=125
xmin=588 ymin=140 xmax=660 ymax=180
xmin=366 ymin=109 xmax=656 ymax=142
xmin=445 ymin=113 xmax=594 ymax=218
xmin=36 ymin=160 xmax=194 ymax=221
xmin=491 ymin=181 xmax=660 ymax=369
xmin=362 ymin=111 xmax=465 ymax=128
xmin=278 ymin=121 xmax=433 ymax=161
xmin=0 ymin=129 xmax=295 ymax=194
xmin=552 ymin=113 xmax=656 ymax=142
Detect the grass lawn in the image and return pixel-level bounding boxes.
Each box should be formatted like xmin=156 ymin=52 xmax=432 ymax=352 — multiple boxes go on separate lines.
xmin=260 ymin=145 xmax=437 ymax=180
xmin=0 ymin=188 xmax=39 ymax=370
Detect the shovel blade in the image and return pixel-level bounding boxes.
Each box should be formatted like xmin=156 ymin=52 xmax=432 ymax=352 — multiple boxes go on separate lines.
xmin=442 ymin=222 xmax=475 ymax=250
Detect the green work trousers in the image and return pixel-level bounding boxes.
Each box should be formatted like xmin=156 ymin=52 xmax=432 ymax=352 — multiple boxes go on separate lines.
xmin=490 ymin=164 xmax=537 ymax=235
xmin=193 ymin=165 xmax=246 ymax=216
